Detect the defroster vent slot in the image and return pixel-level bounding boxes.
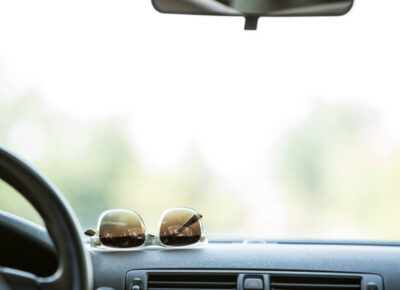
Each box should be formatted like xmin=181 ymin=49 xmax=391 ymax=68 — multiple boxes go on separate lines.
xmin=148 ymin=273 xmax=238 ymax=290
xmin=270 ymin=274 xmax=362 ymax=290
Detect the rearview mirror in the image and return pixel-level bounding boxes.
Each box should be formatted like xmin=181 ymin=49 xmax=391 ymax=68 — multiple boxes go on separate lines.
xmin=152 ymin=0 xmax=354 ymax=30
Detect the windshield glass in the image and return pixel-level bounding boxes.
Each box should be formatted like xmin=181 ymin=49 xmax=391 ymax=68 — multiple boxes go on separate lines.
xmin=1 ymin=0 xmax=399 ymax=241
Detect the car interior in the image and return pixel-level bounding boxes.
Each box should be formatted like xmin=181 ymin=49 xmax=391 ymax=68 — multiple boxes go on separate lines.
xmin=0 ymin=0 xmax=399 ymax=289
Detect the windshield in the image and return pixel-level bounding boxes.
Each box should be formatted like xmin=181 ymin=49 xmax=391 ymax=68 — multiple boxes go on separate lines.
xmin=1 ymin=0 xmax=399 ymax=241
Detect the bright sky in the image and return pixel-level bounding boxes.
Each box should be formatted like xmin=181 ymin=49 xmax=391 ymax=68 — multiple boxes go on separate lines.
xmin=0 ymin=0 xmax=400 ymax=234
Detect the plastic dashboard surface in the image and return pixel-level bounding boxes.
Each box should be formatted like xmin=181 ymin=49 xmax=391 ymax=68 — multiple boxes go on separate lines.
xmin=89 ymin=243 xmax=400 ymax=290
xmin=1 ymin=211 xmax=398 ymax=290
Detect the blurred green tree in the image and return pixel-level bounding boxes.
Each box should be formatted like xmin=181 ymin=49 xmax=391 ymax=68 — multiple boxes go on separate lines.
xmin=0 ymin=93 xmax=245 ymax=235
xmin=277 ymin=103 xmax=400 ymax=239
xmin=0 ymin=93 xmax=139 ymax=229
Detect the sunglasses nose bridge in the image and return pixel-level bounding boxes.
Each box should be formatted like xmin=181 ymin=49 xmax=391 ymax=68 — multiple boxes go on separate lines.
xmin=146 ymin=234 xmax=158 ymax=246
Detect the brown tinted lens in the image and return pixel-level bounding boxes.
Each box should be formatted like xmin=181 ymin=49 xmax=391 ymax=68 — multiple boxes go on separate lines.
xmin=159 ymin=209 xmax=201 ymax=247
xmin=99 ymin=210 xmax=145 ymax=248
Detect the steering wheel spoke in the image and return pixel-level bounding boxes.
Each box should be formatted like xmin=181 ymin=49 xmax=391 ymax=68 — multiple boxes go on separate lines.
xmin=0 ymin=266 xmax=40 ymax=289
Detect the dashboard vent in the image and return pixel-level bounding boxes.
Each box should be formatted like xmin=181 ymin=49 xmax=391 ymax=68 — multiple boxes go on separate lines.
xmin=270 ymin=274 xmax=361 ymax=289
xmin=148 ymin=273 xmax=238 ymax=290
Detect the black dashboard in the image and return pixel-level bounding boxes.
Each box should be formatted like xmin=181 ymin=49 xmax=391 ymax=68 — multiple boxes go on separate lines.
xmin=1 ymin=211 xmax=400 ymax=290
xmin=91 ymin=243 xmax=393 ymax=290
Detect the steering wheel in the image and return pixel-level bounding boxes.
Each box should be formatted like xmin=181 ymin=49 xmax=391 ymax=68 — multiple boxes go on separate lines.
xmin=0 ymin=147 xmax=92 ymax=290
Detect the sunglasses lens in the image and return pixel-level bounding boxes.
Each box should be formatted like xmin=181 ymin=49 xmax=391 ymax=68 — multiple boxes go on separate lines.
xmin=159 ymin=208 xmax=201 ymax=247
xmin=98 ymin=210 xmax=145 ymax=248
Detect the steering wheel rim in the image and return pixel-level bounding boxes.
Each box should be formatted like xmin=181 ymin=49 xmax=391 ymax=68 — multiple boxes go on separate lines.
xmin=0 ymin=147 xmax=92 ymax=290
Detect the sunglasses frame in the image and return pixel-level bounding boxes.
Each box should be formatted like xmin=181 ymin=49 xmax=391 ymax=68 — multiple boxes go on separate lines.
xmin=90 ymin=207 xmax=207 ymax=250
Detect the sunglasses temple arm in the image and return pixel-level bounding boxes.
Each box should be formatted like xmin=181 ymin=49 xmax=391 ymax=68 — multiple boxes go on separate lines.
xmin=175 ymin=214 xmax=201 ymax=235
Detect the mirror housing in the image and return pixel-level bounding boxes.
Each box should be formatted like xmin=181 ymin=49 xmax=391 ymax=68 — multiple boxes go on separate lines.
xmin=152 ymin=0 xmax=354 ymax=30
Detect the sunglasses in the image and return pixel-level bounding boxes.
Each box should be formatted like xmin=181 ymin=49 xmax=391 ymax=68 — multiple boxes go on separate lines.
xmin=89 ymin=207 xmax=207 ymax=249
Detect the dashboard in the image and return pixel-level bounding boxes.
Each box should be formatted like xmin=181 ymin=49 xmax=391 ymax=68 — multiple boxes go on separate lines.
xmin=92 ymin=243 xmax=392 ymax=290
xmin=1 ymin=211 xmax=400 ymax=290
